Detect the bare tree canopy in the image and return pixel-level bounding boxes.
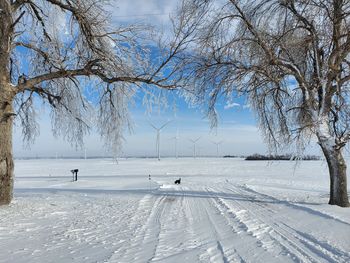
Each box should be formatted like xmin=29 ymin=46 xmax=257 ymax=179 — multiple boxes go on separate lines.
xmin=11 ymin=0 xmax=189 ymax=147
xmin=0 ymin=0 xmax=192 ymax=205
xmin=176 ymin=0 xmax=350 ymax=207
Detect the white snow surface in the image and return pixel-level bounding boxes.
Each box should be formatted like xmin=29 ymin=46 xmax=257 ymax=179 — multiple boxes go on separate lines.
xmin=1 ymin=158 xmax=350 ymax=263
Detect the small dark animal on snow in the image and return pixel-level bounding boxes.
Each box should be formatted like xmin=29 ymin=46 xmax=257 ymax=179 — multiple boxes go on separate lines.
xmin=174 ymin=178 xmax=181 ymax=185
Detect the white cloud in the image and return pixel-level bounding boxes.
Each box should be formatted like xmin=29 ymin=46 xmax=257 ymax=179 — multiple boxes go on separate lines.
xmin=108 ymin=0 xmax=179 ymax=29
xmin=224 ymin=102 xmax=240 ymax=109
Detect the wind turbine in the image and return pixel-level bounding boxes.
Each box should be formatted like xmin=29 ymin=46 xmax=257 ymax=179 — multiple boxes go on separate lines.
xmin=197 ymin=146 xmax=203 ymax=158
xmin=170 ymin=129 xmax=179 ymax=159
xmin=189 ymin=137 xmax=201 ymax=158
xmin=150 ymin=121 xmax=172 ymax=161
xmin=212 ymin=140 xmax=223 ymax=158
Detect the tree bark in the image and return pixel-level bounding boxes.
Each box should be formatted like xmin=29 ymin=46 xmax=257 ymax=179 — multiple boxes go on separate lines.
xmin=319 ymin=143 xmax=350 ymax=207
xmin=0 ymin=0 xmax=15 ymax=205
xmin=0 ymin=97 xmax=14 ymax=205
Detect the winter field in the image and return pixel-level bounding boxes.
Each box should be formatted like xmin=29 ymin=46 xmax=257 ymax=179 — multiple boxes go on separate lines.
xmin=1 ymin=158 xmax=350 ymax=263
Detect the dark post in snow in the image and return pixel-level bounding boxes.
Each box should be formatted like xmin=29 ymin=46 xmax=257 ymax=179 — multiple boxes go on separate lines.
xmin=148 ymin=174 xmax=151 ymax=191
xmin=71 ymin=169 xmax=79 ymax=182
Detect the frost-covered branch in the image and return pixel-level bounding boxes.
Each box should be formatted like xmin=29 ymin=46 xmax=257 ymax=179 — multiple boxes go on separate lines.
xmin=176 ymin=0 xmax=350 ymax=151
xmin=4 ymin=0 xmax=188 ymax=151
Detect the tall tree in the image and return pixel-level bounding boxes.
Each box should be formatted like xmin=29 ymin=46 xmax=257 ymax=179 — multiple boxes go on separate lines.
xmin=176 ymin=0 xmax=350 ymax=207
xmin=0 ymin=0 xmax=190 ymax=205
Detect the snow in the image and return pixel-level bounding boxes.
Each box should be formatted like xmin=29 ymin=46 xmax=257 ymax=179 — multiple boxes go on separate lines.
xmin=1 ymin=158 xmax=350 ymax=262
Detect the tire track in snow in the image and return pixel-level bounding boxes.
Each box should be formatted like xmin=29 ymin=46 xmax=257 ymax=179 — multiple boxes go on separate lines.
xmin=169 ymin=185 xmax=256 ymax=263
xmin=212 ymin=195 xmax=316 ymax=263
xmin=199 ymin=200 xmax=242 ymax=263
xmin=229 ymin=184 xmax=350 ymax=262
xmin=215 ymin=183 xmax=350 ymax=263
xmin=107 ymin=194 xmax=165 ymax=263
xmin=151 ymin=185 xmax=205 ymax=262
xmin=143 ymin=184 xmax=244 ymax=263
xmin=237 ymin=184 xmax=350 ymax=227
xmin=203 ymin=186 xmax=289 ymax=263
xmin=109 ymin=185 xmax=200 ymax=263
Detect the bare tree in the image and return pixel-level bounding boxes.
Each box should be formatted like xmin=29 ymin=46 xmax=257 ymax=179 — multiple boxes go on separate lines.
xmin=176 ymin=0 xmax=350 ymax=207
xmin=0 ymin=0 xmax=192 ymax=205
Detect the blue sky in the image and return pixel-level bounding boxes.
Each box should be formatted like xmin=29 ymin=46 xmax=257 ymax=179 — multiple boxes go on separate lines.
xmin=13 ymin=87 xmax=268 ymax=157
xmin=13 ymin=0 xmax=288 ymax=158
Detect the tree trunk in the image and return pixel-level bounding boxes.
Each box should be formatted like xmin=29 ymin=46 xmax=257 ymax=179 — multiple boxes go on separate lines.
xmin=319 ymin=144 xmax=350 ymax=207
xmin=0 ymin=98 xmax=14 ymax=205
xmin=0 ymin=0 xmax=15 ymax=205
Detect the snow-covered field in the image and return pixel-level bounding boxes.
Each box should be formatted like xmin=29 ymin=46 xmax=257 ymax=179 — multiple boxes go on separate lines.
xmin=1 ymin=158 xmax=350 ymax=263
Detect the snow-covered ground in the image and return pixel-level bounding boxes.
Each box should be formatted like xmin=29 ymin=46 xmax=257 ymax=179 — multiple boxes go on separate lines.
xmin=1 ymin=158 xmax=350 ymax=262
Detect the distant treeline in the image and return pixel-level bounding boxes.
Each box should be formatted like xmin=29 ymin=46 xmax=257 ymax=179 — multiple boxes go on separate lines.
xmin=245 ymin=154 xmax=320 ymax=161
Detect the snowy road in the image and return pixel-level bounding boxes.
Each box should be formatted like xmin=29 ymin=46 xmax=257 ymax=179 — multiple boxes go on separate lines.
xmin=109 ymin=182 xmax=350 ymax=263
xmin=1 ymin=158 xmax=350 ymax=262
